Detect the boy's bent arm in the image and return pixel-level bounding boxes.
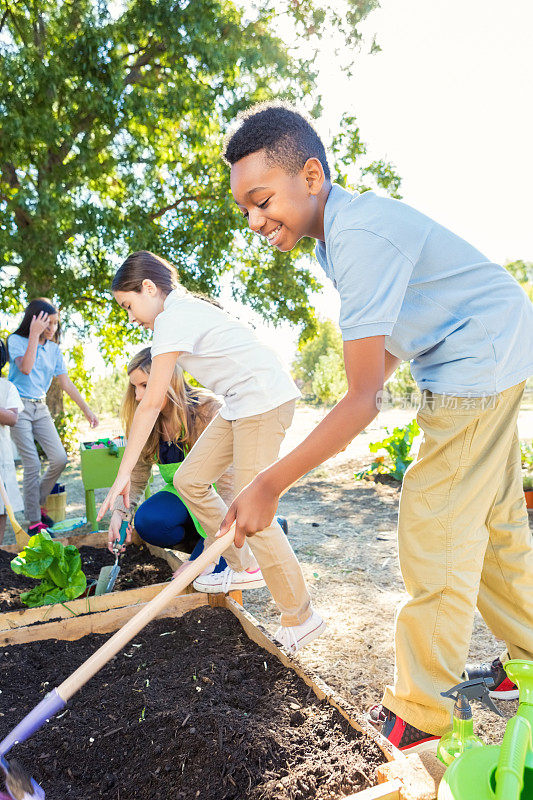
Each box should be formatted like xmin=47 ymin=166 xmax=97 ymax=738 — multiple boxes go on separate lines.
xmin=97 ymin=351 xmax=179 ymax=519
xmin=221 ymin=336 xmax=387 ymax=546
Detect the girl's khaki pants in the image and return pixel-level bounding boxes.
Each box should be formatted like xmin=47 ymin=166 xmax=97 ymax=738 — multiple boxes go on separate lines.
xmin=383 ymin=381 xmax=533 ymax=734
xmin=174 ymin=400 xmax=311 ymax=627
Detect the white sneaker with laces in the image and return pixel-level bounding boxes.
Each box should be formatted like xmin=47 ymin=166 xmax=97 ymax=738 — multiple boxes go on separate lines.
xmin=193 ymin=565 xmax=266 ymax=593
xmin=274 ymin=610 xmax=326 ymax=654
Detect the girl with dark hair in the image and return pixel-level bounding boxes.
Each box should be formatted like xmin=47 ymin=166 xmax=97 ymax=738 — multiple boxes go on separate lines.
xmin=98 ymin=251 xmax=324 ymax=652
xmin=8 ymin=298 xmax=99 ymax=534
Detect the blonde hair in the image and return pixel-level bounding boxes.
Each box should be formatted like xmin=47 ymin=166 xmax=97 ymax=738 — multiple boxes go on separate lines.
xmin=121 ymin=348 xmax=215 ymax=463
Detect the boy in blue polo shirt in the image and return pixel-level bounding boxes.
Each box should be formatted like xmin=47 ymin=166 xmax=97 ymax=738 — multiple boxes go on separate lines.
xmin=220 ymin=103 xmax=533 ymax=752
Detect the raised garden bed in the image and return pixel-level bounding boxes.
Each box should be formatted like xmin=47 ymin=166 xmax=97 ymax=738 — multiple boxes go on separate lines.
xmin=0 ymin=532 xmax=190 ymax=632
xmin=0 ymin=593 xmax=442 ymax=800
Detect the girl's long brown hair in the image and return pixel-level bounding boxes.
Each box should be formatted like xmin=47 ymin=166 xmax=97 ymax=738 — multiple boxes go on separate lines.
xmin=112 ymin=251 xmax=179 ymax=295
xmin=112 ymin=250 xmax=223 ymax=307
xmin=121 ymin=348 xmax=216 ymax=464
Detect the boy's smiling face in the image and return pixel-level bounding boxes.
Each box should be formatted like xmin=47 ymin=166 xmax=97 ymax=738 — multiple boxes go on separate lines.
xmin=230 ymin=150 xmax=328 ymax=251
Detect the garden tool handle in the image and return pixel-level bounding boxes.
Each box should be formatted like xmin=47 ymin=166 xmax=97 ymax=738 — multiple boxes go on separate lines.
xmin=57 ymin=526 xmax=236 ymax=701
xmin=0 ymin=473 xmax=16 ymax=527
xmin=113 ymin=519 xmax=129 ymax=555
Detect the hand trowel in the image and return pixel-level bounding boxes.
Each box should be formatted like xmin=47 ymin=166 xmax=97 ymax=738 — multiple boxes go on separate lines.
xmin=95 ymin=520 xmax=129 ymax=595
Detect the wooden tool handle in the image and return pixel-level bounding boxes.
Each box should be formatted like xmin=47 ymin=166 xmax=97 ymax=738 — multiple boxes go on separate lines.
xmin=0 ymin=472 xmax=21 ymax=531
xmin=0 ymin=473 xmax=14 ymax=519
xmin=57 ymin=527 xmax=235 ymax=701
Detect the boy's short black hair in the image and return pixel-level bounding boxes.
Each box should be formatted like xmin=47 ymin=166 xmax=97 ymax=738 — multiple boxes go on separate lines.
xmin=224 ymin=102 xmax=331 ymax=180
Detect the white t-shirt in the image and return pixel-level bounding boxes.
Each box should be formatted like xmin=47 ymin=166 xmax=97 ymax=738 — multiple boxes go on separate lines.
xmin=151 ymin=289 xmax=300 ymax=420
xmin=0 ymin=377 xmax=24 ymax=513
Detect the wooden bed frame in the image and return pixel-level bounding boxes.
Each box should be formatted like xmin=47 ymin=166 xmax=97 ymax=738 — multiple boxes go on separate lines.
xmin=0 ymin=582 xmax=445 ymax=799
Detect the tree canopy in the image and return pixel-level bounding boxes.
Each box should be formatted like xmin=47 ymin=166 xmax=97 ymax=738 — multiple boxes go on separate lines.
xmin=1 ymin=0 xmax=397 ymax=360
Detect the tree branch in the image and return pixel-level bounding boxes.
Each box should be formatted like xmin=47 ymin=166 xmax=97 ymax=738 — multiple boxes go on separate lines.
xmin=124 ymin=42 xmax=166 ymax=86
xmin=148 ymin=194 xmax=216 ymax=221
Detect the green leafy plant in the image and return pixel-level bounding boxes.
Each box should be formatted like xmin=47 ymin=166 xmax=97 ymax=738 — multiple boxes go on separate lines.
xmin=311 ymin=349 xmax=348 ymax=405
xmin=10 ymin=530 xmax=87 ymax=607
xmin=523 ymin=474 xmax=533 ymax=492
xmin=355 ymin=420 xmax=420 ymax=482
xmin=520 ymin=441 xmax=533 ymax=473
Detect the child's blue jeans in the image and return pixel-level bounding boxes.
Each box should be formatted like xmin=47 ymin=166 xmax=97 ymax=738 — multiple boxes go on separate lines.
xmin=134 ymin=490 xmax=227 ymax=570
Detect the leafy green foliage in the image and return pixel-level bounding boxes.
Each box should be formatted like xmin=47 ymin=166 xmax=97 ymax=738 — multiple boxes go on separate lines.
xmin=293 ymin=319 xmax=344 ymax=398
xmin=311 ymin=348 xmax=347 ymax=405
xmin=355 ymin=419 xmax=420 ymax=482
xmin=504 ymin=260 xmax=533 ymax=285
xmin=0 ymin=0 xmax=379 ymax=354
xmin=52 ymin=342 xmax=94 ymax=454
xmin=91 ymin=371 xmax=129 ymax=417
xmin=520 ymin=440 xmax=533 ymax=472
xmin=10 ymin=530 xmax=87 ymax=607
xmin=504 ymin=260 xmax=533 ymax=303
xmin=331 ymin=114 xmax=402 ymax=198
xmin=385 ymin=361 xmax=419 ymax=403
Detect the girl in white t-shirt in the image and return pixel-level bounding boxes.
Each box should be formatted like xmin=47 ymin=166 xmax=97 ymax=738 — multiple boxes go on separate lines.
xmin=98 ymin=250 xmax=324 ymax=652
xmin=0 ymin=340 xmax=24 ymax=544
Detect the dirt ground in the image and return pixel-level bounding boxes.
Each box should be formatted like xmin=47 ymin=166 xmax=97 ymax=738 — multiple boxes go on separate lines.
xmin=3 ymin=401 xmax=533 ymax=749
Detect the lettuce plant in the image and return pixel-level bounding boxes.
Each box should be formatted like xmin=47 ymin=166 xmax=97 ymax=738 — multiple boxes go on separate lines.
xmin=355 ymin=419 xmax=420 ymax=482
xmin=11 ymin=530 xmax=87 ymax=607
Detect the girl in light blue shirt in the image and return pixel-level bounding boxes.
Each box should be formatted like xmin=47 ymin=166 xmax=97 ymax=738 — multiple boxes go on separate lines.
xmin=8 ymin=298 xmax=99 ymax=533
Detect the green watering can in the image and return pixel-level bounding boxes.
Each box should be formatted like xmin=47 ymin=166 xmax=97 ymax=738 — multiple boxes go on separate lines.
xmin=438 ymin=660 xmax=533 ymax=800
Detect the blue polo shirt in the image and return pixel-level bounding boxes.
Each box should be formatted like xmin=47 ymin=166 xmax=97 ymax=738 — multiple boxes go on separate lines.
xmin=7 ymin=334 xmax=67 ymax=399
xmin=315 ymin=185 xmax=533 ymax=396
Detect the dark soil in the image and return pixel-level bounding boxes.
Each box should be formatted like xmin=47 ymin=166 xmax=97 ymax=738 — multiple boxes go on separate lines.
xmin=0 ymin=544 xmax=173 ymax=612
xmin=1 ymin=607 xmax=385 ymax=800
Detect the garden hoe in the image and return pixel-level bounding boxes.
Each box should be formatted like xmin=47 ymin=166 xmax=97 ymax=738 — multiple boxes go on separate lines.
xmin=0 ymin=525 xmax=236 ymax=800
xmin=0 ymin=475 xmax=29 ymax=550
xmin=94 ymin=519 xmax=129 ymax=595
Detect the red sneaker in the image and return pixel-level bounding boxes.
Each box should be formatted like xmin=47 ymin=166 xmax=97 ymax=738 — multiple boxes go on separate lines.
xmin=464 ymin=657 xmax=518 ymax=700
xmin=369 ymin=705 xmax=440 ymax=753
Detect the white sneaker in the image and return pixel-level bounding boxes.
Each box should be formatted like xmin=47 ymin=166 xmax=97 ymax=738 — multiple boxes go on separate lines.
xmin=193 ymin=565 xmax=266 ymax=593
xmin=274 ymin=610 xmax=326 ymax=653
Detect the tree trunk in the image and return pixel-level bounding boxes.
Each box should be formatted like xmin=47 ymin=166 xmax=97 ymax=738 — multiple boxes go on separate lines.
xmin=46 ymin=376 xmax=63 ymax=418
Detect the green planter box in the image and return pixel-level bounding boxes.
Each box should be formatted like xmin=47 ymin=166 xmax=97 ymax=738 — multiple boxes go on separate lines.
xmin=80 ymin=441 xmax=125 ymax=529
xmin=80 ymin=440 xmax=152 ymax=530
xmin=80 ymin=441 xmax=125 ymax=489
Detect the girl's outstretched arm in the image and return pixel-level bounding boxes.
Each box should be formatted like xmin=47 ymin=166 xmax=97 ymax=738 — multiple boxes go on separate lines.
xmin=219 ymin=337 xmax=397 ymax=548
xmin=97 ymin=351 xmax=179 ymax=519
xmin=56 ymin=374 xmax=99 ymax=428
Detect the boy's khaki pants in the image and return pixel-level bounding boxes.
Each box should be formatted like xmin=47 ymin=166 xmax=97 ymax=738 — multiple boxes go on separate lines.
xmin=383 ymin=381 xmax=533 ymax=734
xmin=174 ymin=400 xmax=311 ymax=627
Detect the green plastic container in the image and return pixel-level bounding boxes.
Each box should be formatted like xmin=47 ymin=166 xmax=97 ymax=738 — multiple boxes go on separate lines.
xmin=80 ymin=440 xmax=126 ymax=529
xmin=438 ymin=660 xmax=533 ymax=800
